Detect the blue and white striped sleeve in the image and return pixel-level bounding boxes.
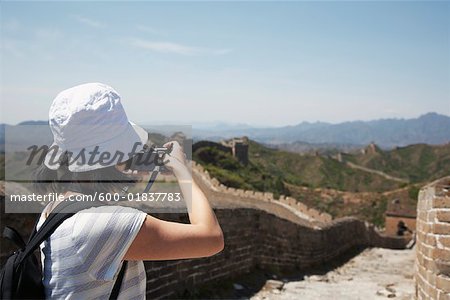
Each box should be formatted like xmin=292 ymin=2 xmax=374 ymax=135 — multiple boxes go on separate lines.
xmin=71 ymin=205 xmax=147 ymax=281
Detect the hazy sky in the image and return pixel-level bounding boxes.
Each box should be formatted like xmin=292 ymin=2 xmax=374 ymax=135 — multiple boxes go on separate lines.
xmin=1 ymin=1 xmax=449 ymax=126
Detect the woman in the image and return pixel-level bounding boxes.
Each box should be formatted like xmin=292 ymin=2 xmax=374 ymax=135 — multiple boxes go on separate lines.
xmin=35 ymin=83 xmax=224 ymax=299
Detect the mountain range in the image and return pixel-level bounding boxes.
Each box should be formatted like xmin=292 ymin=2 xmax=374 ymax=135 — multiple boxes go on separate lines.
xmin=192 ymin=112 xmax=450 ymax=148
xmin=1 ymin=112 xmax=449 ymax=150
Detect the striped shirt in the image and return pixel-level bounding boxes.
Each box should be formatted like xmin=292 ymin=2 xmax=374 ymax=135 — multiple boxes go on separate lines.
xmin=36 ymin=205 xmax=148 ymax=299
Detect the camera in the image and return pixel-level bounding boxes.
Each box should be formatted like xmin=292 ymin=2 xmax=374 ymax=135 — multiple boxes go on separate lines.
xmin=125 ymin=143 xmax=173 ymax=172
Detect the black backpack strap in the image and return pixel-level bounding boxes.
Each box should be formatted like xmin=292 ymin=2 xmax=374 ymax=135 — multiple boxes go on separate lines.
xmin=14 ymin=200 xmax=127 ymax=298
xmin=109 ymin=261 xmax=127 ymax=300
xmin=19 ymin=200 xmax=103 ymax=262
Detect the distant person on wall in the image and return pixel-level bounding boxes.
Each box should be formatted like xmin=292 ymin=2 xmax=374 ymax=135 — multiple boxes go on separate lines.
xmin=35 ymin=83 xmax=224 ymax=299
xmin=396 ymin=220 xmax=412 ymax=236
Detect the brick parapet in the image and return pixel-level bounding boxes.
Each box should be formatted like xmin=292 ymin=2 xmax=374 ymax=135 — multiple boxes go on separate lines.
xmin=415 ymin=176 xmax=450 ymax=299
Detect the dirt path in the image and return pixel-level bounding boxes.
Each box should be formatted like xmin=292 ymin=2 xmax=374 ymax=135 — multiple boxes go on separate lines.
xmin=251 ymin=247 xmax=415 ymax=300
xmin=344 ymin=161 xmax=409 ymax=183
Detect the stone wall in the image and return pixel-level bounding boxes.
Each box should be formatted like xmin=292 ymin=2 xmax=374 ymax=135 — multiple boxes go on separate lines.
xmin=142 ymin=209 xmax=406 ymax=298
xmin=129 ymin=162 xmax=406 ymax=298
xmin=415 ymin=177 xmax=450 ymax=299
xmin=0 ymin=162 xmax=409 ymax=299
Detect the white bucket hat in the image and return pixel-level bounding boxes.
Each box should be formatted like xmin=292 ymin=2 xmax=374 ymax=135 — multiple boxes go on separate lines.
xmin=44 ymin=82 xmax=148 ymax=172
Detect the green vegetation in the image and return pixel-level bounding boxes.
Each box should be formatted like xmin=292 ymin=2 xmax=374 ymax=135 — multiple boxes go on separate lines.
xmin=194 ymin=140 xmax=450 ymax=195
xmin=287 ymin=181 xmax=391 ymax=227
xmin=408 ymin=186 xmax=420 ymax=200
xmin=194 ymin=140 xmax=402 ymax=195
xmin=361 ymin=196 xmax=388 ymax=227
xmin=193 ymin=146 xmax=290 ymax=198
xmin=343 ymin=143 xmax=450 ymax=183
xmin=333 ymin=195 xmax=388 ymax=227
xmin=193 ymin=140 xmax=448 ymax=226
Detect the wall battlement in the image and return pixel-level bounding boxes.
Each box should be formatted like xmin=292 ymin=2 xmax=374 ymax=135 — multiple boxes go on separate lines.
xmin=415 ymin=176 xmax=450 ymax=299
xmin=191 ymin=161 xmax=333 ymax=225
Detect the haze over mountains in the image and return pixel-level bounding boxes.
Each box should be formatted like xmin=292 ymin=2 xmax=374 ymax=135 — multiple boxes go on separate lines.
xmin=192 ymin=113 xmax=450 ymax=148
xmin=0 ymin=112 xmax=449 ymax=150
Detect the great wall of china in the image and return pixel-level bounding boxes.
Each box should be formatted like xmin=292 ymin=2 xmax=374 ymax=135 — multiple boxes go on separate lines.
xmin=137 ymin=162 xmax=408 ymax=298
xmin=1 ymin=163 xmax=447 ymax=299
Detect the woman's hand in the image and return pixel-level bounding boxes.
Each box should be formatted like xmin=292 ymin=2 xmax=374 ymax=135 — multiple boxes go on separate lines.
xmin=162 ymin=141 xmax=188 ymax=176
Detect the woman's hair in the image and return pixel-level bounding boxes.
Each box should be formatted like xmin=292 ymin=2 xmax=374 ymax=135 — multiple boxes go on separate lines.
xmin=34 ymin=150 xmax=137 ymax=195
